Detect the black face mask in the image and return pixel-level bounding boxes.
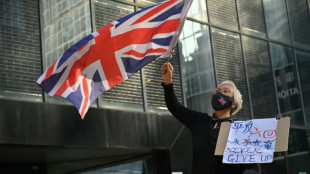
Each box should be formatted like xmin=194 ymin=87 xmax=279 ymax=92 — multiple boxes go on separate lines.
xmin=211 ymin=91 xmax=233 ymax=111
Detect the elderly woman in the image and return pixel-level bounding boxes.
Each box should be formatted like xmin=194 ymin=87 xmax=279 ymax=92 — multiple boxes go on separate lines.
xmin=161 ymin=62 xmax=253 ymax=174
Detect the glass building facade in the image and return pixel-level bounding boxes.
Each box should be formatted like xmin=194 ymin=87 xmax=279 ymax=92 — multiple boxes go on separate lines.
xmin=0 ymin=0 xmax=310 ymax=174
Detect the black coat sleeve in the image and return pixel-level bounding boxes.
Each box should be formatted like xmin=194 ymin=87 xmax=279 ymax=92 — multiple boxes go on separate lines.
xmin=162 ymin=83 xmax=205 ymax=130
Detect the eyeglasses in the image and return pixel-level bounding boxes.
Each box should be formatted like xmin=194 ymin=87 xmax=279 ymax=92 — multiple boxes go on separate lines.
xmin=211 ymin=88 xmax=233 ymax=95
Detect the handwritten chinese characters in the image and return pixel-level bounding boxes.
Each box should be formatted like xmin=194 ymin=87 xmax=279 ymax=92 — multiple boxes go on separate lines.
xmin=223 ymin=118 xmax=278 ymax=164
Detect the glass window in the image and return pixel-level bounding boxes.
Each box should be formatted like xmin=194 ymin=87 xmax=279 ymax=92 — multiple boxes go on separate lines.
xmin=288 ymin=129 xmax=309 ymax=154
xmin=260 ymin=158 xmax=287 ymax=174
xmin=80 ymin=159 xmax=156 ymax=174
xmin=179 ymin=21 xmax=215 ymax=114
xmin=296 ymin=49 xmax=310 ymax=108
xmin=94 ymin=0 xmax=135 ymax=28
xmin=41 ymin=0 xmax=92 ymax=103
xmin=286 ymin=0 xmax=310 ymax=50
xmin=308 ymin=0 xmax=310 ymax=16
xmin=143 ymin=49 xmax=183 ymax=112
xmin=211 ymin=28 xmax=250 ymax=120
xmin=41 ymin=0 xmax=92 ymax=69
xmin=242 ymin=36 xmax=278 ymax=118
xmin=138 ymin=0 xmax=208 ymax=21
xmin=0 ymin=0 xmax=42 ymax=101
xmin=296 ymin=49 xmax=310 ymax=150
xmin=208 ymin=0 xmax=238 ymax=30
xmin=262 ymin=0 xmax=291 ymax=44
xmin=238 ymin=0 xmax=267 ymax=38
xmin=270 ymin=43 xmax=301 ymax=113
xmin=283 ymin=111 xmax=305 ymax=128
xmin=81 ymin=160 xmax=145 ymax=174
xmin=188 ymin=0 xmax=208 ymax=22
xmin=287 ymin=152 xmax=310 ymax=174
xmin=137 ymin=0 xmax=163 ymax=7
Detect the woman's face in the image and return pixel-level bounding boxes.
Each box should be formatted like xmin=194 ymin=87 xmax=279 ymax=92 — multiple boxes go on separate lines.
xmin=218 ymin=84 xmax=234 ymax=98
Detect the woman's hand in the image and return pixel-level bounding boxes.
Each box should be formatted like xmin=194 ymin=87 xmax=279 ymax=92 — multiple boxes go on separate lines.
xmin=161 ymin=62 xmax=174 ymax=85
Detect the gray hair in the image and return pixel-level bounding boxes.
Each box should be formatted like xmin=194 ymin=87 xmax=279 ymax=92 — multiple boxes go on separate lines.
xmin=218 ymin=80 xmax=243 ymax=115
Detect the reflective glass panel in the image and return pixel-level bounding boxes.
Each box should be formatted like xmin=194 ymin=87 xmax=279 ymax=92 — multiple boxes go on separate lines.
xmin=309 ymin=0 xmax=310 ymax=14
xmin=262 ymin=0 xmax=291 ymax=44
xmin=100 ymin=0 xmax=134 ymax=4
xmin=137 ymin=0 xmax=163 ymax=7
xmin=93 ymin=0 xmax=135 ymax=28
xmin=41 ymin=0 xmax=92 ymax=104
xmin=287 ymin=128 xmax=309 ymax=154
xmin=287 ymin=0 xmax=310 ymax=50
xmin=187 ymin=0 xmax=208 ymax=22
xmin=238 ymin=0 xmax=267 ymax=38
xmin=208 ymin=0 xmax=238 ymax=30
xmin=0 ymin=0 xmax=42 ymax=101
xmin=179 ymin=21 xmax=215 ymax=114
xmin=260 ymin=158 xmax=287 ymax=174
xmin=81 ymin=160 xmax=143 ymax=174
xmin=242 ymin=36 xmax=277 ymax=118
xmin=270 ymin=43 xmax=301 ymax=113
xmin=287 ymin=152 xmax=310 ymax=174
xmin=296 ymin=49 xmax=310 ymax=151
xmin=308 ymin=0 xmax=310 ymax=16
xmin=144 ymin=51 xmax=183 ymax=112
xmin=138 ymin=0 xmax=208 ymax=21
xmin=283 ymin=111 xmax=305 ymax=128
xmin=41 ymin=0 xmax=91 ymax=70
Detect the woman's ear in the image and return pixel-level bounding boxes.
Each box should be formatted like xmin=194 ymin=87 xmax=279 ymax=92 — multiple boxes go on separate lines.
xmin=232 ymin=103 xmax=237 ymax=109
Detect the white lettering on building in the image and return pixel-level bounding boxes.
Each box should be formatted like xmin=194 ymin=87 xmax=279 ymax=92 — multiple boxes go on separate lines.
xmin=277 ymin=87 xmax=299 ymax=99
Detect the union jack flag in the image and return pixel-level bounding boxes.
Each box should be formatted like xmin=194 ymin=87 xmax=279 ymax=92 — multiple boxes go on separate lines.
xmin=37 ymin=0 xmax=192 ymax=119
xmin=218 ymin=96 xmax=227 ymax=106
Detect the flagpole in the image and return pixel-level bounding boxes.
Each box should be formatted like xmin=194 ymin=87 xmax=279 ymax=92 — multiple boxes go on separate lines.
xmin=167 ymin=49 xmax=174 ymax=63
xmin=167 ymin=54 xmax=172 ymax=63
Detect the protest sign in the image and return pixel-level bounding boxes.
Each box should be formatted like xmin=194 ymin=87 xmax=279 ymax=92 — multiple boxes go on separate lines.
xmin=215 ymin=117 xmax=290 ymax=156
xmin=222 ymin=118 xmax=278 ymax=164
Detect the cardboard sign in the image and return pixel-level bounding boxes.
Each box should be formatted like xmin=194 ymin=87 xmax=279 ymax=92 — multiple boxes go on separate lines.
xmin=215 ymin=117 xmax=290 ymax=157
xmin=222 ymin=118 xmax=278 ymax=163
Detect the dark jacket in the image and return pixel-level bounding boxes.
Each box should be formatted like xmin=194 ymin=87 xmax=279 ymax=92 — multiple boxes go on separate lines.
xmin=163 ymin=83 xmax=253 ymax=174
